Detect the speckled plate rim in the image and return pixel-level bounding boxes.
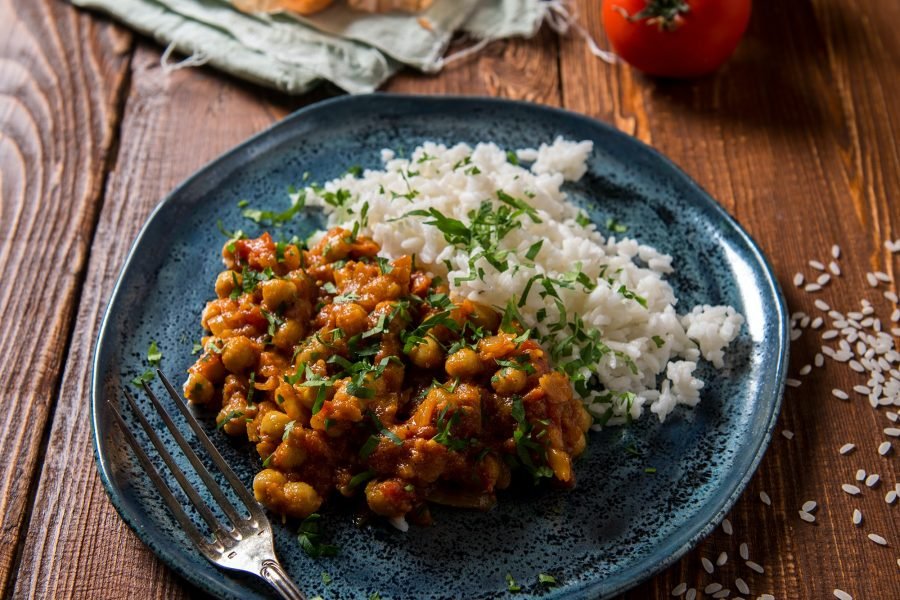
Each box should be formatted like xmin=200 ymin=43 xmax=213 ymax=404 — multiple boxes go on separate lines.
xmin=91 ymin=94 xmax=789 ymax=600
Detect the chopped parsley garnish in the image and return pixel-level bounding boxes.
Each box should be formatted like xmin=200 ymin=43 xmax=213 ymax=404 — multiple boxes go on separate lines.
xmin=217 ymin=410 xmax=244 ymax=430
xmin=538 ymin=573 xmax=558 ymax=587
xmin=644 ymin=467 xmax=657 ymax=474
xmin=246 ymin=372 xmax=257 ymax=407
xmin=321 ymin=571 xmax=333 ymax=585
xmin=511 ymin=397 xmax=553 ymax=483
xmin=652 ymin=335 xmax=665 ymax=348
xmin=282 ymin=420 xmax=296 ymax=441
xmin=297 ymin=513 xmax=338 ymax=558
xmin=525 ymin=239 xmax=543 ymax=261
xmin=606 ymin=217 xmax=628 ymax=233
xmin=262 ymin=308 xmax=285 ymax=341
xmin=131 ymin=341 xmax=162 ymax=386
xmin=348 ymin=470 xmax=376 ymax=488
xmin=216 ymin=220 xmax=246 ymax=253
xmin=432 ymin=404 xmax=469 ymax=451
xmin=375 ymin=256 xmax=394 ymax=275
xmin=575 ymin=211 xmax=591 ymax=227
xmin=242 ymin=188 xmax=306 ymax=227
xmin=505 ymin=573 xmax=522 ymax=593
xmin=346 ymin=165 xmax=363 ymax=177
xmin=191 ymin=342 xmax=203 ymax=355
xmin=506 ymin=150 xmax=520 ymax=166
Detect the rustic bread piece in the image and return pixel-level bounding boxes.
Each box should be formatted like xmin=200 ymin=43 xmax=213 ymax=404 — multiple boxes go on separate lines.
xmin=232 ymin=0 xmax=334 ymax=15
xmin=347 ymin=0 xmax=435 ymax=13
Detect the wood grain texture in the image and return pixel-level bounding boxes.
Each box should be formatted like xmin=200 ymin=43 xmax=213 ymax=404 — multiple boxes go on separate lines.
xmin=561 ymin=1 xmax=900 ymax=598
xmin=0 ymin=0 xmax=132 ymax=594
xmin=387 ymin=26 xmax=561 ymax=105
xmin=8 ymin=44 xmax=304 ymax=600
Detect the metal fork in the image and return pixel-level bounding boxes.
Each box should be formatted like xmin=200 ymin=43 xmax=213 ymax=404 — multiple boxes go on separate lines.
xmin=108 ymin=370 xmax=306 ymax=600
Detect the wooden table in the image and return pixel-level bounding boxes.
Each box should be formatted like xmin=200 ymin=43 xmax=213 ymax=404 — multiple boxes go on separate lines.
xmin=2 ymin=1 xmax=898 ymax=598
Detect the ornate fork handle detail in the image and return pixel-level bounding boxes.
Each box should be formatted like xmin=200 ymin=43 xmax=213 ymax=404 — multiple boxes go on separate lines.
xmin=260 ymin=559 xmax=307 ymax=600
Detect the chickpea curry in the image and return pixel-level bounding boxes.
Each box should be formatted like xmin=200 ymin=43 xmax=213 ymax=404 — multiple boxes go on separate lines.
xmin=183 ymin=227 xmax=592 ymax=523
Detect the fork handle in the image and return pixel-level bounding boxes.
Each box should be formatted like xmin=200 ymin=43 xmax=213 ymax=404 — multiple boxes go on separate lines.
xmin=260 ymin=559 xmax=306 ymax=600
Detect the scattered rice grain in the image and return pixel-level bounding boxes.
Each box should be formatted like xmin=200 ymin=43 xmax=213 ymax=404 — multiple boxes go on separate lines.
xmin=852 ymin=509 xmax=862 ymax=526
xmin=884 ymin=428 xmax=900 ymax=437
xmin=809 ymin=260 xmax=825 ymax=271
xmin=833 ymin=590 xmax=852 ymax=600
xmin=799 ymin=510 xmax=815 ymax=523
xmin=885 ymin=291 xmax=899 ymax=303
xmin=801 ymin=500 xmax=817 ymax=512
xmin=815 ymin=353 xmax=825 ymax=367
xmin=712 ymin=590 xmax=730 ymax=599
xmin=717 ymin=551 xmax=728 ymax=566
xmin=786 ymin=378 xmax=801 ymax=388
xmin=782 ymin=430 xmax=794 ymax=440
xmin=759 ymin=491 xmax=771 ymax=506
xmin=722 ymin=518 xmax=733 ymax=535
xmin=867 ymin=272 xmax=879 ymax=287
xmin=735 ymin=578 xmax=750 ymax=595
xmin=814 ymin=299 xmax=830 ymax=311
xmin=886 ymin=491 xmax=898 ymax=504
xmin=839 ymin=443 xmax=856 ymax=454
xmin=704 ymin=583 xmax=723 ymax=594
xmin=829 ymin=261 xmax=841 ymax=276
xmin=855 ymin=469 xmax=866 ymax=481
xmin=868 ymin=533 xmax=888 ymax=546
xmin=793 ymin=273 xmax=804 ymax=287
xmin=817 ymin=274 xmax=831 ymax=285
xmin=739 ymin=543 xmax=749 ymax=560
xmin=745 ymin=561 xmax=764 ymax=574
xmin=701 ymin=557 xmax=714 ymax=574
xmin=832 ymin=244 xmax=841 ymax=259
xmin=875 ymin=271 xmax=891 ymax=283
xmin=832 ymin=388 xmax=849 ymax=400
xmin=842 ymin=483 xmax=861 ymax=495
xmin=672 ymin=582 xmax=687 ymax=596
xmin=865 ymin=473 xmax=880 ymax=487
xmin=686 ymin=589 xmax=696 ymax=600
xmin=805 ymin=283 xmax=822 ymax=292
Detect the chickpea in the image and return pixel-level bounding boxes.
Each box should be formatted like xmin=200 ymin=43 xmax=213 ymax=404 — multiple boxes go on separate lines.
xmin=334 ymin=302 xmax=369 ymax=337
xmin=469 ymin=301 xmax=500 ymax=331
xmin=281 ymin=244 xmax=302 ymax=270
xmin=365 ymin=479 xmax=412 ymax=517
xmin=183 ymin=372 xmax=214 ymax=404
xmin=214 ymin=270 xmax=240 ymax=299
xmin=272 ymin=438 xmax=307 ymax=470
xmin=547 ymin=448 xmax=573 ymax=484
xmin=272 ymin=319 xmax=304 ymax=351
xmin=252 ymin=470 xmax=322 ymax=519
xmin=261 ymin=278 xmax=297 ymax=312
xmin=221 ymin=336 xmax=257 ymax=373
xmin=407 ymin=335 xmax=443 ymax=369
xmin=445 ymin=347 xmax=483 ymax=379
xmin=490 ymin=367 xmax=527 ymax=395
xmin=259 ymin=411 xmax=292 ymax=439
xmin=282 ymin=481 xmax=323 ymax=518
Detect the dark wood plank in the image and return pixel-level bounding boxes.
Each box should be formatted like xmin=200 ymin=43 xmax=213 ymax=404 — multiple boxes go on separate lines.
xmin=8 ymin=44 xmax=305 ymax=600
xmin=560 ymin=1 xmax=899 ymax=598
xmin=12 ymin=27 xmax=561 ymax=599
xmin=0 ymin=0 xmax=132 ymax=593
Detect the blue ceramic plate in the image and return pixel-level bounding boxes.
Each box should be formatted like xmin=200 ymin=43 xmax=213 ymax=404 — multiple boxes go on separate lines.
xmin=92 ymin=95 xmax=788 ymax=600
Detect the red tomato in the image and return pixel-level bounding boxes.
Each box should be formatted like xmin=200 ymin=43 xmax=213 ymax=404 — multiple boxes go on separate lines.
xmin=601 ymin=0 xmax=751 ymax=78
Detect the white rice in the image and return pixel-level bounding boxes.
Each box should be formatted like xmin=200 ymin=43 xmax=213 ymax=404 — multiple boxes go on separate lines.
xmin=852 ymin=508 xmax=862 ymax=526
xmin=834 ymin=590 xmax=852 ymax=600
xmin=307 ymin=139 xmax=743 ymax=425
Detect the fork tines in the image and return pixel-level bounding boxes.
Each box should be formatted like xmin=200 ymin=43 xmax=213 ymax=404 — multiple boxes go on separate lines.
xmin=108 ymin=370 xmax=266 ymax=552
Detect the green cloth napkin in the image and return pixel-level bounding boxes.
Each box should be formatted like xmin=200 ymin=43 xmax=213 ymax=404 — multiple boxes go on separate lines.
xmin=70 ymin=0 xmax=548 ymax=94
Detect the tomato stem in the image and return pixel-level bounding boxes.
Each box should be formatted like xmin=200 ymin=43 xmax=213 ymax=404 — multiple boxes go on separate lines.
xmin=612 ymin=0 xmax=690 ymax=32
